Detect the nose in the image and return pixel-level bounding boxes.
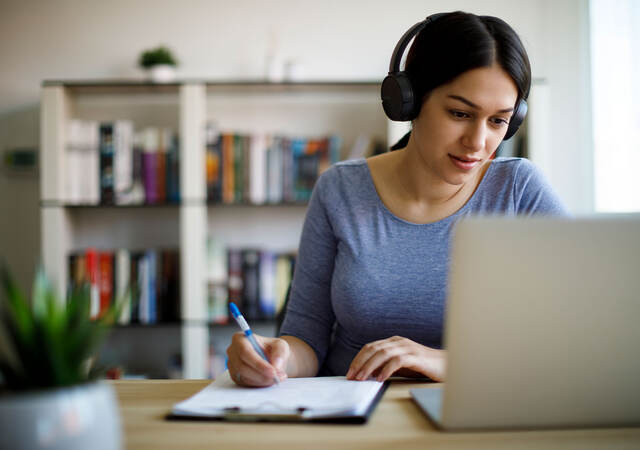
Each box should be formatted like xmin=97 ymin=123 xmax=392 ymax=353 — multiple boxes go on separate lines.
xmin=461 ymin=121 xmax=487 ymax=153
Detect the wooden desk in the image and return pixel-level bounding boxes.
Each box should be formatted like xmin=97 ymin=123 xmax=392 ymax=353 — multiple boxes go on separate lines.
xmin=112 ymin=379 xmax=640 ymax=449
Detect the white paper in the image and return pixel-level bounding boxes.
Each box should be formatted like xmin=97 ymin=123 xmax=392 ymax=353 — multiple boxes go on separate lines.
xmin=172 ymin=371 xmax=383 ymax=419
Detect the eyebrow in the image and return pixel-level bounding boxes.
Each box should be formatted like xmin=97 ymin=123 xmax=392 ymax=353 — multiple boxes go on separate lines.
xmin=447 ymin=95 xmax=514 ymax=113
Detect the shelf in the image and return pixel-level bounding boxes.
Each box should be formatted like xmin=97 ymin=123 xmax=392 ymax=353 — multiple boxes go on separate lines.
xmin=39 ymin=200 xmax=308 ymax=208
xmin=112 ymin=319 xmax=277 ymax=329
xmin=40 ymin=79 xmax=385 ymax=378
xmin=207 ymin=201 xmax=308 ymax=208
xmin=40 ymin=201 xmax=182 ymax=209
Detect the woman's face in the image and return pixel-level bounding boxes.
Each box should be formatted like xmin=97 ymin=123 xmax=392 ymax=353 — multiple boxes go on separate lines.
xmin=410 ymin=63 xmax=519 ymax=186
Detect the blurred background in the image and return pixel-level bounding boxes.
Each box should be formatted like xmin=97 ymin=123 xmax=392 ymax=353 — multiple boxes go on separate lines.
xmin=0 ymin=0 xmax=637 ymax=379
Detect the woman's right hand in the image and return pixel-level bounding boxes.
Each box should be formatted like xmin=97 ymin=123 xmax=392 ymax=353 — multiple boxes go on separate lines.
xmin=226 ymin=332 xmax=290 ymax=387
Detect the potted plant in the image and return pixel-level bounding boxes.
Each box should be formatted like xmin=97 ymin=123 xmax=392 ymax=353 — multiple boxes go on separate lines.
xmin=138 ymin=45 xmax=179 ymax=83
xmin=0 ymin=266 xmax=123 ymax=449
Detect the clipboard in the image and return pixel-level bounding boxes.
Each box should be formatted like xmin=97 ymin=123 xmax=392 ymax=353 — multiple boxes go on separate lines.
xmin=167 ymin=371 xmax=388 ymax=424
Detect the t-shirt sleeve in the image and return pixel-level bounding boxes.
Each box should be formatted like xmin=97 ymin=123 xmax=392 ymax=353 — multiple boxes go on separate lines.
xmin=278 ymin=169 xmax=338 ymax=371
xmin=513 ymin=159 xmax=570 ymax=216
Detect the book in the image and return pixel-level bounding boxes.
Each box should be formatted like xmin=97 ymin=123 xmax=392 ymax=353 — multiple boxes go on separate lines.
xmin=258 ymin=250 xmax=276 ymax=318
xmin=98 ymin=251 xmax=114 ymax=316
xmin=227 ymin=249 xmax=243 ymax=311
xmin=241 ymin=249 xmax=261 ymax=320
xmin=85 ymin=248 xmax=100 ymax=319
xmin=169 ymin=370 xmax=387 ymax=423
xmin=205 ymin=123 xmax=222 ymax=203
xmin=222 ymin=133 xmax=235 ymax=204
xmin=233 ymin=134 xmax=244 ymax=203
xmin=99 ymin=123 xmax=115 ymax=205
xmin=113 ymin=120 xmax=134 ymax=205
xmin=166 ymin=133 xmax=180 ymax=203
xmin=115 ymin=249 xmax=131 ymax=325
xmin=142 ymin=128 xmax=159 ymax=204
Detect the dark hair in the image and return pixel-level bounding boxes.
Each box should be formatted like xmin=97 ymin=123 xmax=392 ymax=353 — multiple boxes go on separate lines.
xmin=390 ymin=11 xmax=531 ymax=150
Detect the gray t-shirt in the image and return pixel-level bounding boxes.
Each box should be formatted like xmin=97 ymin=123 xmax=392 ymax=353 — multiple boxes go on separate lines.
xmin=280 ymin=157 xmax=568 ymax=376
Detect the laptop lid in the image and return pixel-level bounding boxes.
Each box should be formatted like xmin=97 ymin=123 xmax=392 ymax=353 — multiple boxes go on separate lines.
xmin=439 ymin=216 xmax=640 ymax=430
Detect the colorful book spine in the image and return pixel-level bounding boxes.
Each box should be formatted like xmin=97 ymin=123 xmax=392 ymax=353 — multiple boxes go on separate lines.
xmin=98 ymin=251 xmax=114 ymax=317
xmin=227 ymin=248 xmax=244 ymax=311
xmin=259 ymin=251 xmax=276 ymax=318
xmin=85 ymin=248 xmax=100 ymax=319
xmin=241 ymin=249 xmax=261 ymax=320
xmin=142 ymin=128 xmax=159 ymax=204
xmin=222 ymin=133 xmax=235 ymax=204
xmin=233 ymin=134 xmax=244 ymax=203
xmin=206 ymin=124 xmax=222 ymax=203
xmin=116 ymin=249 xmax=131 ymax=325
xmin=146 ymin=250 xmax=157 ymax=324
xmin=113 ymin=120 xmax=134 ymax=204
xmin=99 ymin=123 xmax=115 ymax=204
xmin=166 ymin=133 xmax=180 ymax=203
xmin=156 ymin=130 xmax=169 ymax=204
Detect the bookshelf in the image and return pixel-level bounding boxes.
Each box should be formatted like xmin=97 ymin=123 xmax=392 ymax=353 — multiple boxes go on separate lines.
xmin=40 ymin=78 xmax=549 ymax=379
xmin=39 ymin=79 xmax=386 ymax=379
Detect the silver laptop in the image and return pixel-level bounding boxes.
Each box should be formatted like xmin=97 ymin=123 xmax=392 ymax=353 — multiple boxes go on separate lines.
xmin=411 ymin=216 xmax=640 ymax=431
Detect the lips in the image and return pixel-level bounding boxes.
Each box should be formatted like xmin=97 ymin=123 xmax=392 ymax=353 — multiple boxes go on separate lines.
xmin=449 ymin=154 xmax=481 ymax=171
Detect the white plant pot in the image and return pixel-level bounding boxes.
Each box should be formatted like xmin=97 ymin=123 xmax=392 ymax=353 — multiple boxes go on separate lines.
xmin=148 ymin=64 xmax=177 ymax=83
xmin=0 ymin=382 xmax=122 ymax=450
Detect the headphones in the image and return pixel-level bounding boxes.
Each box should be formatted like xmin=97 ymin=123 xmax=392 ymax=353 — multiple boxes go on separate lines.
xmin=381 ymin=13 xmax=527 ymax=141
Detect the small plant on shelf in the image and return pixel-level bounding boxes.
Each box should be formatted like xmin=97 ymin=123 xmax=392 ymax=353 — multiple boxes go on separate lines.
xmin=138 ymin=45 xmax=178 ymax=69
xmin=138 ymin=45 xmax=179 ymax=83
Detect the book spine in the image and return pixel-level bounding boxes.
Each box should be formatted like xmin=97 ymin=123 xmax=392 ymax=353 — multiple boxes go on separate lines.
xmin=98 ymin=251 xmax=114 ymax=317
xmin=227 ymin=248 xmax=244 ymax=311
xmin=129 ymin=252 xmax=140 ymax=323
xmin=87 ymin=121 xmax=101 ymax=205
xmin=167 ymin=133 xmax=180 ymax=203
xmin=138 ymin=254 xmax=149 ymax=324
xmin=116 ymin=249 xmax=131 ymax=325
xmin=259 ymin=250 xmax=276 ymax=318
xmin=206 ymin=123 xmax=222 ymax=203
xmin=114 ymin=120 xmax=134 ymax=204
xmin=267 ymin=137 xmax=283 ymax=204
xmin=142 ymin=128 xmax=159 ymax=204
xmin=222 ymin=133 xmax=235 ymax=204
xmin=233 ymin=134 xmax=244 ymax=203
xmin=147 ymin=250 xmax=157 ymax=323
xmin=249 ymin=133 xmax=267 ymax=205
xmin=85 ymin=248 xmax=100 ymax=319
xmin=156 ymin=129 xmax=169 ymax=204
xmin=99 ymin=123 xmax=115 ymax=205
xmin=241 ymin=249 xmax=261 ymax=320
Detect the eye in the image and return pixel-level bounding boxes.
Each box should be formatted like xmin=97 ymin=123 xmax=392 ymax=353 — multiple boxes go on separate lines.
xmin=490 ymin=117 xmax=509 ymax=127
xmin=449 ymin=110 xmax=471 ymax=119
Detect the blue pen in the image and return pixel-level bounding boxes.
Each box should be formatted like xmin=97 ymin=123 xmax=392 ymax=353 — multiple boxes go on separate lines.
xmin=229 ymin=302 xmax=280 ymax=385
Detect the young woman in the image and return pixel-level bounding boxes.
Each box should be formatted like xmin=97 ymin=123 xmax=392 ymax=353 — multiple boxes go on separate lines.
xmin=226 ymin=11 xmax=568 ymax=387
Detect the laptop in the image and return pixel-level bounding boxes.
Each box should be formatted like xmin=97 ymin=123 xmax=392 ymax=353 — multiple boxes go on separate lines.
xmin=411 ymin=216 xmax=640 ymax=431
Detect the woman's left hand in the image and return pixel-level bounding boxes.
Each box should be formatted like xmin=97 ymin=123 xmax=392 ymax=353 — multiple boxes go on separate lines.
xmin=346 ymin=336 xmax=446 ymax=382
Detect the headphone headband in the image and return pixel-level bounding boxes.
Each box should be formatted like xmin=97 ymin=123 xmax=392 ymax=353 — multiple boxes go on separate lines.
xmin=381 ymin=11 xmax=527 ymax=140
xmin=388 ymin=13 xmax=446 ymax=74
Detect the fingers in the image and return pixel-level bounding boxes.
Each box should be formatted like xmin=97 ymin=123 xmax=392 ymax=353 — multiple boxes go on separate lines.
xmin=347 ymin=336 xmax=406 ymax=381
xmin=264 ymin=337 xmax=290 ymax=376
xmin=227 ymin=332 xmax=289 ymax=387
xmin=346 ymin=336 xmax=446 ymax=382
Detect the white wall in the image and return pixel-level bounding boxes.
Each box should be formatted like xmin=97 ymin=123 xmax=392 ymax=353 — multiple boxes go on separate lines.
xmin=0 ymin=0 xmax=593 ymax=288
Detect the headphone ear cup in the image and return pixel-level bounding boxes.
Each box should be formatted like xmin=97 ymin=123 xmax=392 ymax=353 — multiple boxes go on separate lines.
xmin=381 ymin=73 xmax=418 ymax=121
xmin=504 ymin=99 xmax=528 ymax=141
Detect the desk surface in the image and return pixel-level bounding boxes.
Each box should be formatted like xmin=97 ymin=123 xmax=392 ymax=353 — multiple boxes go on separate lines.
xmin=112 ymin=379 xmax=640 ymax=450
